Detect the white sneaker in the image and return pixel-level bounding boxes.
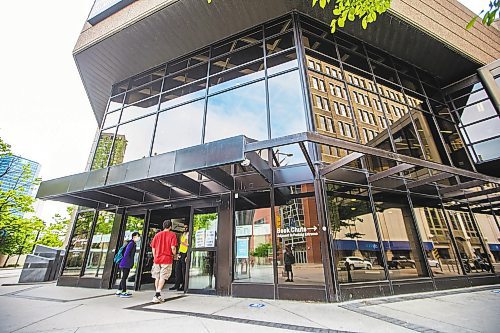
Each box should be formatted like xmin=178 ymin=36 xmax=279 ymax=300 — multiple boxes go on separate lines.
xmin=152 ymin=295 xmax=165 ymax=303
xmin=115 ymin=290 xmax=122 ymax=296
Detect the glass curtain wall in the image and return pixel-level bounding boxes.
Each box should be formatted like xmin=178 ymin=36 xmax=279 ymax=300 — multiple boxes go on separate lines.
xmin=63 ymin=211 xmax=95 ymax=276
xmin=447 ymin=78 xmax=500 ymax=163
xmin=299 ymin=16 xmax=459 ymax=173
xmin=91 ymin=16 xmax=306 ymax=170
xmin=84 ymin=211 xmax=115 ymax=277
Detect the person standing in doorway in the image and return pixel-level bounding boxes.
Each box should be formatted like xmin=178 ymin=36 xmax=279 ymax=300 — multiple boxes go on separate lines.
xmin=116 ymin=232 xmax=140 ymax=298
xmin=150 ymin=220 xmax=178 ymax=303
xmin=284 ymin=245 xmax=295 ymax=282
xmin=170 ymin=223 xmax=189 ymax=291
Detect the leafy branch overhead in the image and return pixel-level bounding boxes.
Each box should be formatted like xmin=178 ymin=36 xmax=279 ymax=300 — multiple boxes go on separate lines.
xmin=312 ymin=0 xmax=391 ymax=32
xmin=467 ymin=0 xmax=499 ymax=29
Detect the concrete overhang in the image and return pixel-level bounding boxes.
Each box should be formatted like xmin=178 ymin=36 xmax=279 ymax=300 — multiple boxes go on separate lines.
xmin=74 ymin=0 xmax=500 ymax=125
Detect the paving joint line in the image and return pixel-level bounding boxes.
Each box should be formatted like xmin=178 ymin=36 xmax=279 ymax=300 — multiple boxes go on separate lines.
xmin=126 ymin=301 xmax=358 ymax=333
xmin=9 ymin=304 xmax=83 ymax=333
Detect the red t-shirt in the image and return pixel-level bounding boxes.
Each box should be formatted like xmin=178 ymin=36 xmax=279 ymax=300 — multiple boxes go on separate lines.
xmin=151 ymin=230 xmax=178 ymax=264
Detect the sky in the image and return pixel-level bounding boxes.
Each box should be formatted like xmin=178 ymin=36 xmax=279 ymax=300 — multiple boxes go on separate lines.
xmin=0 ymin=0 xmax=491 ymax=223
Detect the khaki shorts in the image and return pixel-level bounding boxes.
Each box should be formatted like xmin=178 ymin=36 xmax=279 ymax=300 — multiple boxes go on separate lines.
xmin=151 ymin=263 xmax=172 ymax=280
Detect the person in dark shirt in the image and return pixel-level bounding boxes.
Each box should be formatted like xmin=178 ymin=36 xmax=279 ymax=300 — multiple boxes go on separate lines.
xmin=284 ymin=245 xmax=295 ymax=282
xmin=116 ymin=231 xmax=140 ymax=297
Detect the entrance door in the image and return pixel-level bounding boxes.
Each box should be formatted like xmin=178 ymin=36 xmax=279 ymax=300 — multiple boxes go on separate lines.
xmin=187 ymin=207 xmax=218 ymax=292
xmin=113 ymin=212 xmax=146 ymax=291
xmin=138 ymin=207 xmax=190 ymax=289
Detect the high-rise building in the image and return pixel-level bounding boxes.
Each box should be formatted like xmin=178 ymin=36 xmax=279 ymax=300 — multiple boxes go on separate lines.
xmin=0 ymin=155 xmax=41 ymax=216
xmin=37 ymin=0 xmax=500 ymax=301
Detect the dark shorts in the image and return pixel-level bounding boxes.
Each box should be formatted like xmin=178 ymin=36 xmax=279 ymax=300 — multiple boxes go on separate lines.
xmin=285 ymin=264 xmax=292 ymax=272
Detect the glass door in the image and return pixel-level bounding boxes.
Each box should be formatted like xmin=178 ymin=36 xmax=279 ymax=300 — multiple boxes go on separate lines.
xmin=114 ymin=213 xmax=145 ymax=290
xmin=188 ymin=208 xmax=218 ymax=291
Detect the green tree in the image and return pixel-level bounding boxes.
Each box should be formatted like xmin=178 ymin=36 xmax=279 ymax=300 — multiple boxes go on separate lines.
xmin=36 ymin=207 xmax=74 ymax=248
xmin=193 ymin=213 xmax=218 ymax=233
xmin=0 ymin=216 xmax=44 ymax=267
xmin=252 ymin=242 xmax=272 ymax=257
xmin=208 ymin=0 xmax=392 ymax=32
xmin=467 ymin=0 xmax=499 ymax=29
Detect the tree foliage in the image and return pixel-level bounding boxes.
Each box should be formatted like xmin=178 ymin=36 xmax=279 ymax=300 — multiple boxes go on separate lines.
xmin=36 ymin=207 xmax=74 ymax=248
xmin=467 ymin=0 xmax=499 ymax=29
xmin=252 ymin=242 xmax=272 ymax=257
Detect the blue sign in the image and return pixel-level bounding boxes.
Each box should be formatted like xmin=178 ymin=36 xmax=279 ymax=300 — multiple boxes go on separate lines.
xmin=249 ymin=303 xmax=265 ymax=308
xmin=236 ymin=238 xmax=249 ymax=259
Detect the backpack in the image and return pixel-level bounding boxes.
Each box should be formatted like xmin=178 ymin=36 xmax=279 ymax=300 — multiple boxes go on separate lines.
xmin=113 ymin=242 xmax=128 ymax=264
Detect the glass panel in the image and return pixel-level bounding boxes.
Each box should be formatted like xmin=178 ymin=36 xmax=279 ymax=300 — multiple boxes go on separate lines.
xmin=371 ymin=61 xmax=399 ymax=84
xmin=234 ymin=206 xmax=274 ymax=283
xmin=371 ymin=188 xmax=430 ymax=279
xmin=302 ymin=32 xmax=338 ymax=60
xmin=102 ymin=111 xmax=120 ymax=129
xmin=123 ymin=83 xmax=162 ymax=108
xmin=111 ymin=81 xmax=129 ymax=97
xmin=188 ymin=250 xmax=216 ymax=289
xmin=84 ymin=211 xmax=115 ymax=277
xmin=272 ymin=143 xmax=307 ymax=166
xmin=163 ymin=63 xmax=208 ymax=92
xmin=275 ymin=184 xmax=325 ymax=285
xmin=212 ymin=28 xmax=262 ymax=58
xmin=450 ymin=82 xmax=484 ymax=108
xmin=63 ymin=211 xmax=95 ymax=276
xmin=265 ymin=17 xmax=292 ymax=38
xmin=91 ymin=128 xmax=116 ymax=170
xmin=410 ymin=194 xmax=462 ymax=277
xmin=392 ymin=121 xmax=425 ymax=159
xmin=337 ymin=47 xmax=371 ymax=73
xmin=208 ymin=60 xmax=265 ymax=94
xmin=120 ymin=96 xmax=159 ymax=123
xmin=115 ymin=214 xmax=145 ymax=290
xmin=266 ymin=31 xmax=294 ymax=55
xmin=435 ymin=117 xmax=473 ymax=170
xmin=167 ymin=49 xmax=209 ymax=75
xmin=399 ymin=73 xmax=425 ymax=95
xmin=110 ymin=115 xmax=155 ymax=165
xmin=461 ymin=117 xmax=500 ymax=144
xmin=458 ymin=100 xmax=497 ymax=126
xmin=210 ymin=44 xmax=264 ymax=75
xmin=269 ymin=70 xmax=306 ymax=138
xmin=205 ymin=80 xmax=267 ymax=143
xmin=266 ymin=50 xmax=298 ymax=76
xmin=108 ymin=94 xmax=125 ymax=112
xmin=472 ymin=137 xmax=500 ymax=163
xmin=326 ymin=184 xmax=386 ymax=283
xmin=189 ymin=211 xmax=218 ymax=290
xmin=443 ymin=207 xmax=493 ymax=275
xmin=152 ymin=100 xmax=204 ymax=155
xmin=159 ymin=81 xmax=206 ymax=110
xmin=129 ymin=65 xmax=165 ymax=90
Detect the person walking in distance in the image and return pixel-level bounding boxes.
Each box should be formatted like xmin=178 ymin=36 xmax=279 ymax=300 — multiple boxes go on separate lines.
xmin=116 ymin=232 xmax=140 ymax=297
xmin=170 ymin=224 xmax=189 ymax=291
xmin=284 ymin=245 xmax=295 ymax=282
xmin=150 ymin=220 xmax=178 ymax=303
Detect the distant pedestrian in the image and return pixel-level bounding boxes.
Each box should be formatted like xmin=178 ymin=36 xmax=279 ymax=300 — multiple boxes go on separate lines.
xmin=284 ymin=245 xmax=295 ymax=282
xmin=150 ymin=220 xmax=178 ymax=303
xmin=116 ymin=232 xmax=140 ymax=298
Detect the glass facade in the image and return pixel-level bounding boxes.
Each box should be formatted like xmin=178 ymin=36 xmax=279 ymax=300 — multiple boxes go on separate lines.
xmin=61 ymin=13 xmax=499 ymax=301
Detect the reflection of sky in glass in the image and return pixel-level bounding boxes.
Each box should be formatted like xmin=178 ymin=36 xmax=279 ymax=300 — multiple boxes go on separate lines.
xmin=103 ymin=111 xmax=120 ymax=128
xmin=152 ymin=100 xmax=204 ymax=155
xmin=460 ymin=99 xmax=496 ymax=125
xmin=472 ymin=137 xmax=500 ymax=162
xmin=120 ymin=97 xmax=158 ymax=123
xmin=114 ymin=115 xmax=155 ymax=164
xmin=269 ymin=70 xmax=306 ymax=138
xmin=267 ymin=56 xmax=298 ymax=76
xmin=462 ymin=117 xmax=500 ymax=144
xmin=205 ymin=80 xmax=267 ymax=143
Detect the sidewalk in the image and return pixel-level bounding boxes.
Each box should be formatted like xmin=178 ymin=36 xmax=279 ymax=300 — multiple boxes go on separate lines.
xmin=0 ymin=269 xmax=499 ymax=333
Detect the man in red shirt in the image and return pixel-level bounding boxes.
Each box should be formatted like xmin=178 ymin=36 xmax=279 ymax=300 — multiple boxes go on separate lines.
xmin=150 ymin=219 xmax=178 ymax=303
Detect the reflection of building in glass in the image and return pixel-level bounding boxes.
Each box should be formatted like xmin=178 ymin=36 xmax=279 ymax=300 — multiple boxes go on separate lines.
xmin=91 ymin=133 xmax=127 ymax=170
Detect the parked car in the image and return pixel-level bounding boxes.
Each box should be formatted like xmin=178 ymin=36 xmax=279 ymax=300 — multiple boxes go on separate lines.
xmin=387 ymin=256 xmax=416 ymax=269
xmin=427 ymin=258 xmax=440 ymax=268
xmin=338 ymin=257 xmax=372 ymax=270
